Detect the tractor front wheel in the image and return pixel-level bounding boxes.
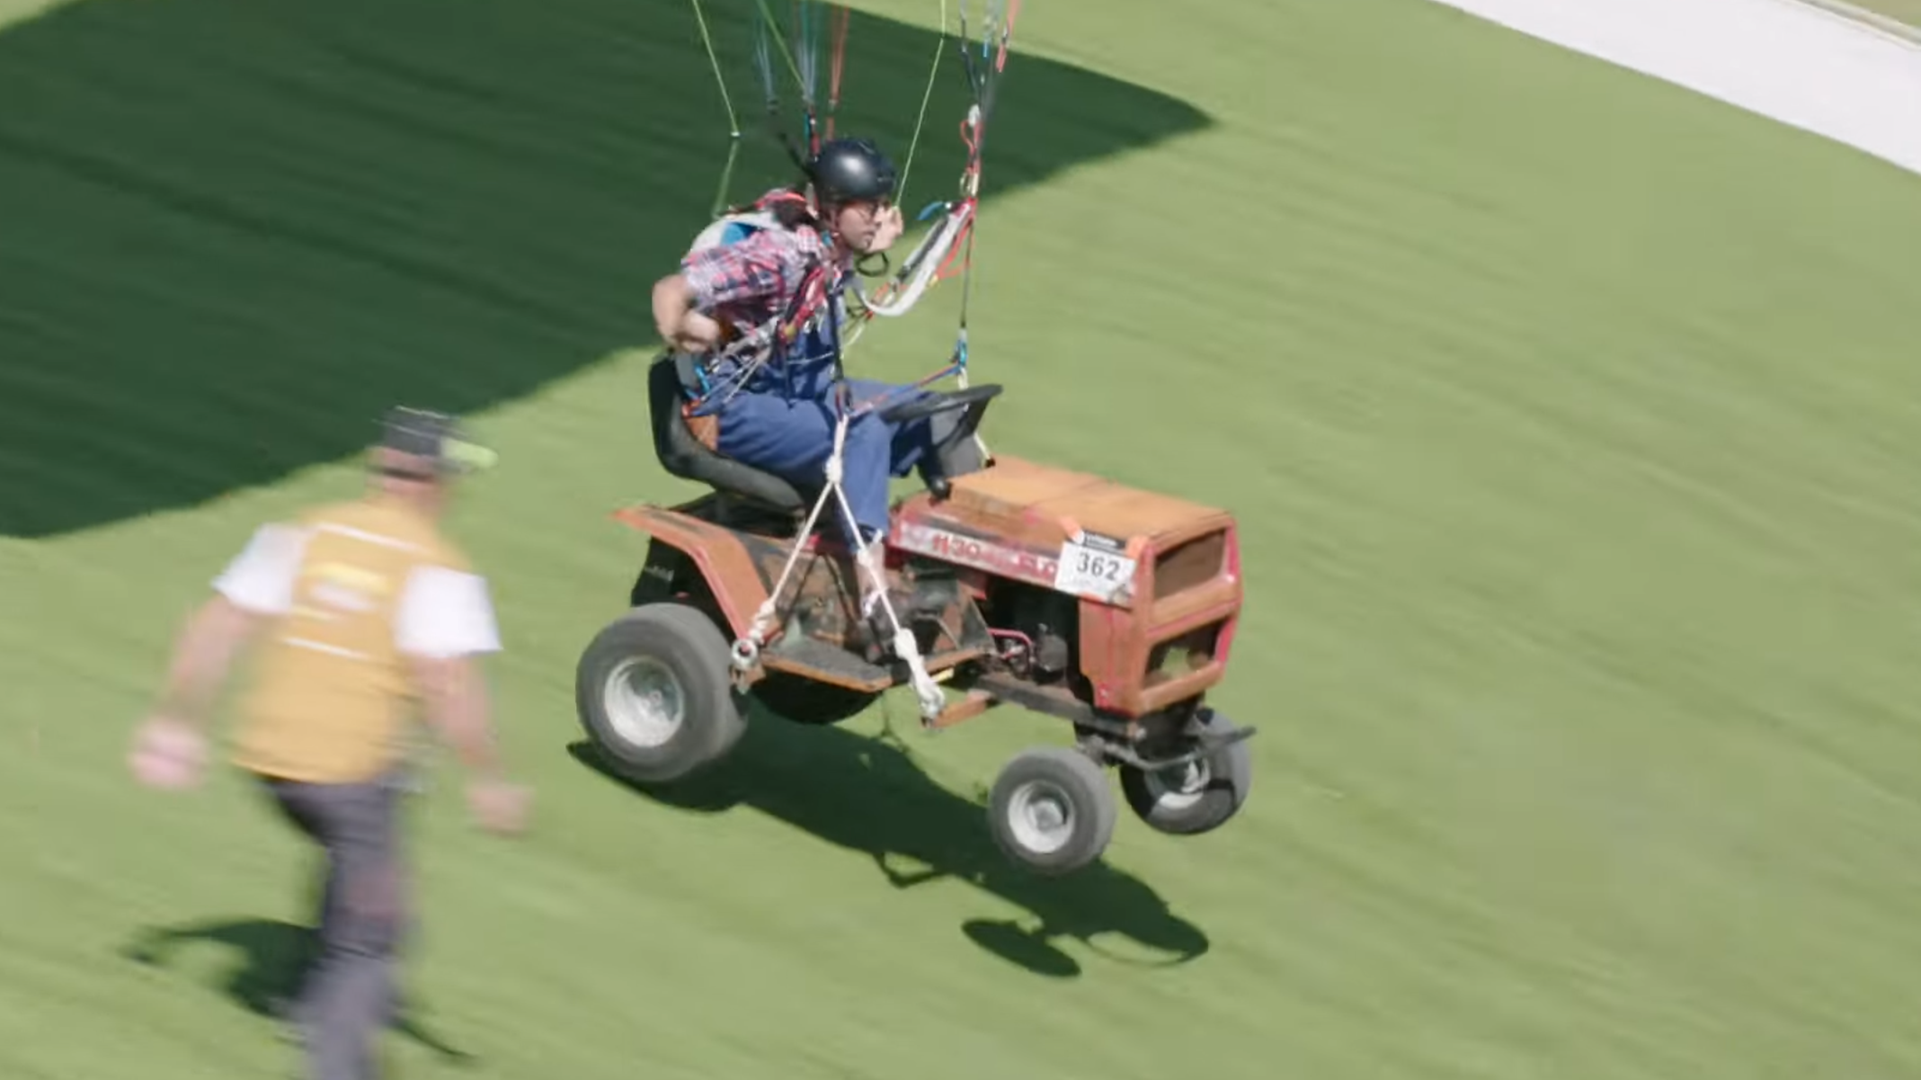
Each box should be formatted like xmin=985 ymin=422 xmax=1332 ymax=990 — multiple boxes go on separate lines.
xmin=986 ymin=746 xmax=1117 ymax=876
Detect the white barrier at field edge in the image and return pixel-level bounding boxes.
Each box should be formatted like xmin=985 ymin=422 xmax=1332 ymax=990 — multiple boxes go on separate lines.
xmin=1422 ymin=0 xmax=1921 ymax=179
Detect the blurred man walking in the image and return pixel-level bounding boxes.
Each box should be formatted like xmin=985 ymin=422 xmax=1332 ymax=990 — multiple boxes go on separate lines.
xmin=129 ymin=407 xmax=531 ymax=1080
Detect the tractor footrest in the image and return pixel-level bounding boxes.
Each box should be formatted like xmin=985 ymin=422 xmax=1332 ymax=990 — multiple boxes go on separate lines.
xmin=761 ymin=636 xmax=895 ymax=693
xmin=928 ymin=689 xmax=997 ymax=729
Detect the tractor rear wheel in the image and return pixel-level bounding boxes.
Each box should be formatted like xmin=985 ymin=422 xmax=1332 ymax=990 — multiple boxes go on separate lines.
xmin=576 ymin=603 xmax=747 ymax=784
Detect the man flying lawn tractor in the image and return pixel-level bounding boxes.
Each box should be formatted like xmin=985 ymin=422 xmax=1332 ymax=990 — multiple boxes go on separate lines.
xmin=650 ymin=136 xmax=988 ymax=645
xmin=580 ymin=132 xmax=1255 ymax=876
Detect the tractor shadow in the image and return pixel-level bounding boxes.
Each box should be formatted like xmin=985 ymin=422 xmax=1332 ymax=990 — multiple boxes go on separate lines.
xmin=566 ymin=714 xmax=1212 ymax=979
xmin=0 ymin=0 xmax=1212 ymax=538
xmin=119 ymin=916 xmax=475 ymax=1065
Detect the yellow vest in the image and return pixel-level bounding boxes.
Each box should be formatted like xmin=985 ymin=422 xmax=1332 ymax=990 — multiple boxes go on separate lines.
xmin=230 ymin=495 xmax=473 ymax=784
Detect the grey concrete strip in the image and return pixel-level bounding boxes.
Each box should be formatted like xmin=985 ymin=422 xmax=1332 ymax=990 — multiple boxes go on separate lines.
xmin=1423 ymin=0 xmax=1921 ymax=179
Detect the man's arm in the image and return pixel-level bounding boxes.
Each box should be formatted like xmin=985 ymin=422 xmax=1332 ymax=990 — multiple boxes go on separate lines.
xmin=130 ymin=522 xmax=302 ymax=790
xmin=408 ymin=652 xmax=506 ymax=781
xmin=396 ymin=565 xmax=528 ymax=833
xmin=657 ymin=231 xmax=800 ymax=354
xmin=652 ymin=272 xmax=722 ymax=354
xmin=155 ymin=521 xmax=306 ymax=725
xmin=151 ymin=595 xmax=266 ymax=731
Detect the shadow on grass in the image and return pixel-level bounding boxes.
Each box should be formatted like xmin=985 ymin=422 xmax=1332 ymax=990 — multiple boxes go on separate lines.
xmin=0 ymin=0 xmax=1211 ymax=538
xmin=566 ymin=711 xmax=1211 ymax=979
xmin=120 ymin=916 xmax=475 ymax=1066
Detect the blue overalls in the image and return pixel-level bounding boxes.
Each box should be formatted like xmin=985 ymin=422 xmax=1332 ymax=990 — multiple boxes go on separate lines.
xmin=688 ymin=234 xmax=943 ymax=544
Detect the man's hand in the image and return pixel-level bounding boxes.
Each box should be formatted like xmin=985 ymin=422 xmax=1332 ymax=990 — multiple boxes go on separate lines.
xmin=131 ymin=592 xmax=262 ymax=793
xmin=872 ymin=204 xmax=905 ymax=252
xmin=129 ymin=715 xmax=208 ymax=791
xmin=412 ymin=652 xmax=531 ymax=836
xmin=653 ymin=272 xmax=725 ymax=355
xmin=467 ymin=776 xmax=532 ymax=835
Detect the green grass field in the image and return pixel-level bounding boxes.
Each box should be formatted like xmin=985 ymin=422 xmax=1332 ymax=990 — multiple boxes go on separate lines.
xmin=6 ymin=0 xmax=1921 ymax=1077
xmin=1846 ymin=0 xmax=1921 ymax=29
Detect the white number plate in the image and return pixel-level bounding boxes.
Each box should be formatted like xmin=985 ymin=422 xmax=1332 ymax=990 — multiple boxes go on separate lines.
xmin=1054 ymin=532 xmax=1137 ymax=602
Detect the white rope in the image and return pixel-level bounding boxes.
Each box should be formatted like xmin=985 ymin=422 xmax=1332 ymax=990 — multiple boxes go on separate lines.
xmin=734 ymin=456 xmax=837 ymax=658
xmin=729 ymin=407 xmax=947 ymax=721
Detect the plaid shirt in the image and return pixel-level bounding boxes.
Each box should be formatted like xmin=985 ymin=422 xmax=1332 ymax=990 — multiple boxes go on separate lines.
xmin=681 ymin=200 xmax=849 ymax=403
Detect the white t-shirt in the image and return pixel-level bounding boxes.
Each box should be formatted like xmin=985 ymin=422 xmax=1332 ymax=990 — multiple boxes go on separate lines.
xmin=213 ymin=523 xmax=503 ymax=660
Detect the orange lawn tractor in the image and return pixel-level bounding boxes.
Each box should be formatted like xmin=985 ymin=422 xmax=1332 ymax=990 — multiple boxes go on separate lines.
xmin=573 ymin=353 xmax=1255 ymax=875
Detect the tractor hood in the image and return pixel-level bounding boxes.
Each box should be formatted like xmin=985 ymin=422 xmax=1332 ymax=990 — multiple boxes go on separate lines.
xmin=890 ymin=455 xmax=1238 ymax=608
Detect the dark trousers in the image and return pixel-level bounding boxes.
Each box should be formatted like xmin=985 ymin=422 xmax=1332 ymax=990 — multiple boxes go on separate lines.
xmin=716 ymin=377 xmax=947 ymax=543
xmin=262 ymin=771 xmax=410 ymax=1080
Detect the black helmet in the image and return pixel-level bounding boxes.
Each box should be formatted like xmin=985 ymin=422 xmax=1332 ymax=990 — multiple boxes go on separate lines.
xmin=806 ymin=137 xmax=897 ymax=206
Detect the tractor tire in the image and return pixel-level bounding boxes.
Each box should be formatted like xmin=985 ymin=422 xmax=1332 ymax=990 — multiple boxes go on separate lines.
xmin=986 ymin=746 xmax=1117 ymax=876
xmin=1118 ymin=707 xmax=1252 ymax=836
xmin=748 ymin=672 xmax=881 ymax=726
xmin=576 ymin=603 xmax=747 ymax=785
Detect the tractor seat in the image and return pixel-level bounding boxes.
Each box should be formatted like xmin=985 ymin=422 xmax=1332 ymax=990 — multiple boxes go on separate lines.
xmin=647 ymin=351 xmax=809 ymax=514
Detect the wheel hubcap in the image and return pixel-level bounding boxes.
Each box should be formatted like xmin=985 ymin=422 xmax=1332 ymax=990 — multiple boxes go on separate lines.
xmin=1007 ymin=780 xmax=1076 ymax=855
xmin=603 ymin=657 xmax=684 ymax=748
xmin=1143 ymin=759 xmax=1211 ymax=812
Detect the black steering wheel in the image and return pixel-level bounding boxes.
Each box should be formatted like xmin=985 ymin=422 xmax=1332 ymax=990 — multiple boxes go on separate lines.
xmin=874 ymin=383 xmax=1003 ymax=424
